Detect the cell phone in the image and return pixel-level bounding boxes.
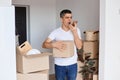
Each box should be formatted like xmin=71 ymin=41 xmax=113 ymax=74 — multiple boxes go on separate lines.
xmin=72 ymin=21 xmax=78 ymax=27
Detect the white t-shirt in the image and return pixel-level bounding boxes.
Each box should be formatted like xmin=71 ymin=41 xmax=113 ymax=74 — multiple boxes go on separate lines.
xmin=48 ymin=27 xmax=81 ymax=66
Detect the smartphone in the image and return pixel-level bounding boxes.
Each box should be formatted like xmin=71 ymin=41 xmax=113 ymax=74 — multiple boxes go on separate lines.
xmin=72 ymin=21 xmax=78 ymax=27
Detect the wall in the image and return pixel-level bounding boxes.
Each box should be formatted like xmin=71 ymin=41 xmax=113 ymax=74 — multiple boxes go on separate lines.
xmin=0 ymin=6 xmax=16 ymax=80
xmin=12 ymin=0 xmax=56 ymax=74
xmin=100 ymin=0 xmax=120 ymax=80
xmin=105 ymin=0 xmax=120 ymax=80
xmin=0 ymin=0 xmax=12 ymax=6
xmin=56 ymin=0 xmax=99 ymax=39
xmin=99 ymin=0 xmax=105 ymax=79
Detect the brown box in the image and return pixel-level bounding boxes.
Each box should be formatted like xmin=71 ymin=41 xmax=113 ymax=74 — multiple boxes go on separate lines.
xmin=83 ymin=41 xmax=99 ymax=58
xmin=76 ymin=73 xmax=83 ymax=80
xmin=84 ymin=31 xmax=99 ymax=41
xmin=17 ymin=70 xmax=49 ymax=80
xmin=16 ymin=41 xmax=51 ymax=73
xmin=53 ymin=41 xmax=74 ymax=58
xmin=76 ymin=61 xmax=84 ymax=80
xmin=77 ymin=61 xmax=84 ymax=73
xmin=93 ymin=74 xmax=98 ymax=80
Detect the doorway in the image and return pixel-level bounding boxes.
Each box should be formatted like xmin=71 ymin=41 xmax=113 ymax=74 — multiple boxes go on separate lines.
xmin=15 ymin=6 xmax=29 ymax=45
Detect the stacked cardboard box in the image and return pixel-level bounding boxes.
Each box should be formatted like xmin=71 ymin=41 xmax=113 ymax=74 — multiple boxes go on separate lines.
xmin=83 ymin=30 xmax=99 ymax=58
xmin=76 ymin=61 xmax=84 ymax=80
xmin=83 ymin=41 xmax=99 ymax=74
xmin=82 ymin=30 xmax=99 ymax=80
xmin=17 ymin=70 xmax=49 ymax=80
xmin=93 ymin=74 xmax=98 ymax=80
xmin=16 ymin=41 xmax=51 ymax=80
xmin=84 ymin=31 xmax=99 ymax=41
xmin=83 ymin=41 xmax=99 ymax=59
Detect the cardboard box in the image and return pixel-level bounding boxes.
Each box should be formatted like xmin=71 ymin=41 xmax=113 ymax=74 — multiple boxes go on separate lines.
xmin=84 ymin=31 xmax=99 ymax=41
xmin=77 ymin=61 xmax=84 ymax=73
xmin=94 ymin=60 xmax=99 ymax=73
xmin=17 ymin=70 xmax=49 ymax=80
xmin=16 ymin=41 xmax=51 ymax=73
xmin=53 ymin=41 xmax=74 ymax=58
xmin=76 ymin=61 xmax=84 ymax=80
xmin=83 ymin=41 xmax=99 ymax=58
xmin=93 ymin=74 xmax=98 ymax=80
xmin=76 ymin=73 xmax=83 ymax=80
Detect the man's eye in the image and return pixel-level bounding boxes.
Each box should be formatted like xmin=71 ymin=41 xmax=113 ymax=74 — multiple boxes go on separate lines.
xmin=65 ymin=17 xmax=72 ymax=19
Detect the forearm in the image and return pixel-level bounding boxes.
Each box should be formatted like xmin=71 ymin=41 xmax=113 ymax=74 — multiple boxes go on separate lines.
xmin=42 ymin=42 xmax=53 ymax=49
xmin=73 ymin=31 xmax=82 ymax=49
xmin=69 ymin=23 xmax=82 ymax=49
xmin=42 ymin=40 xmax=66 ymax=51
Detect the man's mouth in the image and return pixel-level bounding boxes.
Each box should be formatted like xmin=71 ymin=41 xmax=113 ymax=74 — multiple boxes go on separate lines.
xmin=68 ymin=22 xmax=71 ymax=24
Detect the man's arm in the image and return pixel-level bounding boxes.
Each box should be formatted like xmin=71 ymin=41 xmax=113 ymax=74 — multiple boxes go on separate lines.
xmin=69 ymin=23 xmax=82 ymax=49
xmin=42 ymin=38 xmax=53 ymax=48
xmin=72 ymin=30 xmax=82 ymax=49
xmin=42 ymin=38 xmax=66 ymax=51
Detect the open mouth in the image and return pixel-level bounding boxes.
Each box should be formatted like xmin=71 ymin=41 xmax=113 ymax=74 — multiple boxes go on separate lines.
xmin=68 ymin=22 xmax=71 ymax=24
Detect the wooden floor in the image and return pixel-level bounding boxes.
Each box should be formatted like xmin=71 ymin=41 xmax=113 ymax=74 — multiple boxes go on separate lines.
xmin=49 ymin=74 xmax=55 ymax=80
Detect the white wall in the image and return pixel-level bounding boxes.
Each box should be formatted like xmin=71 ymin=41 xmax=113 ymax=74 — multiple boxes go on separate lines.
xmin=56 ymin=0 xmax=99 ymax=39
xmin=12 ymin=0 xmax=56 ymax=74
xmin=100 ymin=0 xmax=120 ymax=80
xmin=105 ymin=0 xmax=120 ymax=80
xmin=0 ymin=6 xmax=16 ymax=80
xmin=99 ymin=0 xmax=105 ymax=79
xmin=0 ymin=0 xmax=12 ymax=6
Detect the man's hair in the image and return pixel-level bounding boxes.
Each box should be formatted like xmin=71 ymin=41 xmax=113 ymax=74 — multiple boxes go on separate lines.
xmin=60 ymin=9 xmax=72 ymax=18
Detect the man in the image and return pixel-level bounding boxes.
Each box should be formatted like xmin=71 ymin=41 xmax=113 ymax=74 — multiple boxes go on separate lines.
xmin=42 ymin=9 xmax=82 ymax=80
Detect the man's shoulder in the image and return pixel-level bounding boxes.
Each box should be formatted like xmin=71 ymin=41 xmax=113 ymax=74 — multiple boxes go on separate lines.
xmin=52 ymin=27 xmax=61 ymax=33
xmin=48 ymin=27 xmax=61 ymax=38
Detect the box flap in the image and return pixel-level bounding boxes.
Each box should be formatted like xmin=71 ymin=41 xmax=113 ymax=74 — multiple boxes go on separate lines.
xmin=17 ymin=41 xmax=32 ymax=55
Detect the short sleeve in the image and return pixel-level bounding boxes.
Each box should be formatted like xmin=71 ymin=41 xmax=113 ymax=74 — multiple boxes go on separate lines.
xmin=77 ymin=28 xmax=82 ymax=39
xmin=48 ymin=30 xmax=56 ymax=41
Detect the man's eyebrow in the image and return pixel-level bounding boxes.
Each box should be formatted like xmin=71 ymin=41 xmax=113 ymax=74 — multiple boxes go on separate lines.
xmin=65 ymin=16 xmax=72 ymax=18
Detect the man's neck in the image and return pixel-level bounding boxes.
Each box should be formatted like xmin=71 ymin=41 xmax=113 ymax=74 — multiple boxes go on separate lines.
xmin=61 ymin=25 xmax=70 ymax=32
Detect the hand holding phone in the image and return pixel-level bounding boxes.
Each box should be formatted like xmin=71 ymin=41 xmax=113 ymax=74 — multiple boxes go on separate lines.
xmin=68 ymin=21 xmax=78 ymax=27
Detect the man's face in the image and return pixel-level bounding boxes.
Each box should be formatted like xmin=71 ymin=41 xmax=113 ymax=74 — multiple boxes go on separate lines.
xmin=61 ymin=13 xmax=72 ymax=27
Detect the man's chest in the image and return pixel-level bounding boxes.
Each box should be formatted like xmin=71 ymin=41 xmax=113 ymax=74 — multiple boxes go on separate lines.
xmin=55 ymin=32 xmax=74 ymax=40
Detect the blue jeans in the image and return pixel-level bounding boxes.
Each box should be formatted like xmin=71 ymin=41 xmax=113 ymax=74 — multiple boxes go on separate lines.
xmin=55 ymin=63 xmax=77 ymax=80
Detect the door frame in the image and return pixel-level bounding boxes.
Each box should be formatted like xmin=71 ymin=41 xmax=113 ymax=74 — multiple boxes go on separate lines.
xmin=14 ymin=4 xmax=30 ymax=43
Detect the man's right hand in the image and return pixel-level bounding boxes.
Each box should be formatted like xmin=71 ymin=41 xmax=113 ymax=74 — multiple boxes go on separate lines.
xmin=52 ymin=41 xmax=67 ymax=51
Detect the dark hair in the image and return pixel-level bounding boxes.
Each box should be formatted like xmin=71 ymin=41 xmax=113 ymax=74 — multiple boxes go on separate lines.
xmin=60 ymin=9 xmax=72 ymax=18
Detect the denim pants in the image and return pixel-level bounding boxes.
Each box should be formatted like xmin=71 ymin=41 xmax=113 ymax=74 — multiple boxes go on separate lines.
xmin=55 ymin=63 xmax=77 ymax=80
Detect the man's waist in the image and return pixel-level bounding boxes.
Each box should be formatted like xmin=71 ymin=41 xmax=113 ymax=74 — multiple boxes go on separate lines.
xmin=54 ymin=58 xmax=77 ymax=66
